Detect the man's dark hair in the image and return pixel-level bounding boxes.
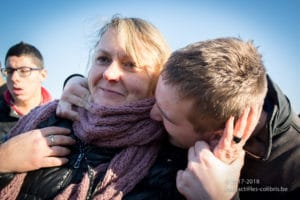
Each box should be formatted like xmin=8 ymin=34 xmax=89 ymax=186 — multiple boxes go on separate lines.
xmin=5 ymin=41 xmax=44 ymax=68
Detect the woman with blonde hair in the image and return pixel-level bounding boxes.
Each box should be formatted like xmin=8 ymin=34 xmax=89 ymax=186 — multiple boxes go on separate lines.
xmin=0 ymin=16 xmax=177 ymax=199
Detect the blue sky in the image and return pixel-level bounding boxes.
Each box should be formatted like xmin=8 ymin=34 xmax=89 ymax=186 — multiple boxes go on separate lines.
xmin=1 ymin=0 xmax=299 ymax=112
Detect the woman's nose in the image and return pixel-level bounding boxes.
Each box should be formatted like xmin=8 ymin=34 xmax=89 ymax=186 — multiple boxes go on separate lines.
xmin=150 ymin=103 xmax=163 ymax=121
xmin=103 ymin=62 xmax=122 ymax=81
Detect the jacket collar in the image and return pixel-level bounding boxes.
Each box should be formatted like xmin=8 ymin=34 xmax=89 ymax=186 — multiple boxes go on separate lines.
xmin=244 ymin=75 xmax=294 ymax=160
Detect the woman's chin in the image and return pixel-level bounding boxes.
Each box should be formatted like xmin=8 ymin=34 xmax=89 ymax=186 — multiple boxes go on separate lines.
xmin=92 ymin=98 xmax=125 ymax=107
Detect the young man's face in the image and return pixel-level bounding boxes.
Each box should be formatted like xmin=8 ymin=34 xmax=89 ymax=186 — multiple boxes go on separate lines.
xmin=5 ymin=55 xmax=46 ymax=104
xmin=150 ymin=76 xmax=218 ymax=149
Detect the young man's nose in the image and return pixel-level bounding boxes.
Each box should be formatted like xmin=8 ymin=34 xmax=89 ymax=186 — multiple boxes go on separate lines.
xmin=10 ymin=70 xmax=21 ymax=82
xmin=150 ymin=103 xmax=162 ymax=121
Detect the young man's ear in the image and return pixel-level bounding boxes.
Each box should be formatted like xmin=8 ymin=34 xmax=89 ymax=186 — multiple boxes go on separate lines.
xmin=40 ymin=69 xmax=47 ymax=81
xmin=233 ymin=105 xmax=262 ymax=143
xmin=213 ymin=106 xmax=262 ymax=164
xmin=247 ymin=104 xmax=264 ymax=133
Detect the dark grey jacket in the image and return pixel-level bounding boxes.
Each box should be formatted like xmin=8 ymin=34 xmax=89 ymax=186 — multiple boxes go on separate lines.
xmin=0 ymin=94 xmax=19 ymax=142
xmin=0 ymin=113 xmax=187 ymax=200
xmin=239 ymin=76 xmax=300 ymax=199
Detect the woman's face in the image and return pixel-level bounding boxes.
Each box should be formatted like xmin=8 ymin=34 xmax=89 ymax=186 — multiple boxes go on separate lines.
xmin=88 ymin=29 xmax=153 ymax=106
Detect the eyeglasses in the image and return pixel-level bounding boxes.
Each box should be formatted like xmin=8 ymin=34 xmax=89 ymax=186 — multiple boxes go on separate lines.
xmin=1 ymin=67 xmax=42 ymax=78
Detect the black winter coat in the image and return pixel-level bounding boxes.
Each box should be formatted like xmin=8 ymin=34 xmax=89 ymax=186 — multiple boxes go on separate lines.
xmin=0 ymin=94 xmax=19 ymax=142
xmin=238 ymin=76 xmax=300 ymax=199
xmin=0 ymin=113 xmax=187 ymax=200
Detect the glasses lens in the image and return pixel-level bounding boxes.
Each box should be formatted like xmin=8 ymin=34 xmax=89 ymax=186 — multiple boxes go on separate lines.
xmin=18 ymin=67 xmax=31 ymax=77
xmin=4 ymin=68 xmax=13 ymax=76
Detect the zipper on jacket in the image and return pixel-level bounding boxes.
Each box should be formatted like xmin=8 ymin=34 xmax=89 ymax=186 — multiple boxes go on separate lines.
xmin=74 ymin=143 xmax=85 ymax=168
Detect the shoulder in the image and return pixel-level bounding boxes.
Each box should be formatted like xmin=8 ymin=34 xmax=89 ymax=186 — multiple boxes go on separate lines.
xmin=37 ymin=111 xmax=73 ymax=130
xmin=0 ymin=95 xmax=10 ymax=117
xmin=0 ymin=84 xmax=7 ymax=96
xmin=0 ymin=96 xmax=18 ymax=140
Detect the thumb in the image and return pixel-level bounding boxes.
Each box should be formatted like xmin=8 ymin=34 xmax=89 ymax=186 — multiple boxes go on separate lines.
xmin=191 ymin=141 xmax=213 ymax=162
xmin=193 ymin=141 xmax=225 ymax=168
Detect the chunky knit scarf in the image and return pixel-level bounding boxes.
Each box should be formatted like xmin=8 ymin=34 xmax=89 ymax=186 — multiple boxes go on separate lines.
xmin=0 ymin=98 xmax=164 ymax=200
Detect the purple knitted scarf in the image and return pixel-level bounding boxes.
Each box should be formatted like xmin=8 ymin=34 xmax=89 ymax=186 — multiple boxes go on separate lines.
xmin=0 ymin=98 xmax=164 ymax=200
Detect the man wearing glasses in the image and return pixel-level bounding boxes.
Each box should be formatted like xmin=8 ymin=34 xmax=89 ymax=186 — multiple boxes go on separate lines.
xmin=0 ymin=42 xmax=75 ymax=175
xmin=0 ymin=42 xmax=50 ymax=118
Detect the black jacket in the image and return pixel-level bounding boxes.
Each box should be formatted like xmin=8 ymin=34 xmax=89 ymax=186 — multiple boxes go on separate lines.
xmin=239 ymin=76 xmax=300 ymax=199
xmin=0 ymin=113 xmax=187 ymax=200
xmin=0 ymin=84 xmax=7 ymax=98
xmin=0 ymin=94 xmax=19 ymax=142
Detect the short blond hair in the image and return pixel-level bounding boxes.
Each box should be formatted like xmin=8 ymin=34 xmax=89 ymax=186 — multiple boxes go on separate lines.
xmin=162 ymin=37 xmax=267 ymax=132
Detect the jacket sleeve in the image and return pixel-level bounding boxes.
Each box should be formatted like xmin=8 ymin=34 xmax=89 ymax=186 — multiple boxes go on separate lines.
xmin=63 ymin=74 xmax=84 ymax=89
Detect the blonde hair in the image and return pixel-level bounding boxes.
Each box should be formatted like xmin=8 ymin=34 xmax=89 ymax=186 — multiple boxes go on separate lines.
xmin=95 ymin=15 xmax=171 ymax=95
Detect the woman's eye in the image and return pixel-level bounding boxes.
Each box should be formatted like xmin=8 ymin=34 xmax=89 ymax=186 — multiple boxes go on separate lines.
xmin=122 ymin=61 xmax=136 ymax=68
xmin=96 ymin=56 xmax=110 ymax=65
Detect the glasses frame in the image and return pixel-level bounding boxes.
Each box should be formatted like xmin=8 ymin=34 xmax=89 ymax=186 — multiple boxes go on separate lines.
xmin=1 ymin=66 xmax=43 ymax=78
